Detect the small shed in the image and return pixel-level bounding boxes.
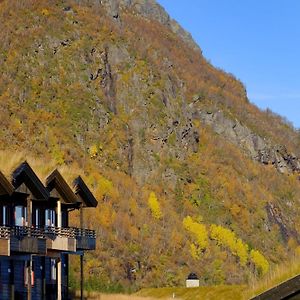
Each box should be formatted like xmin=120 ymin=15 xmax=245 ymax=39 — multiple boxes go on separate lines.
xmin=186 ymin=272 xmax=200 ymax=288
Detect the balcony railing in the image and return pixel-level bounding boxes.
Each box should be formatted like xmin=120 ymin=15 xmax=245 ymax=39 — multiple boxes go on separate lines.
xmin=0 ymin=226 xmax=11 ymax=239
xmin=71 ymin=227 xmax=96 ymax=239
xmin=14 ymin=226 xmax=46 ymax=238
xmin=0 ymin=225 xmax=96 ymax=240
xmin=44 ymin=226 xmax=76 ymax=239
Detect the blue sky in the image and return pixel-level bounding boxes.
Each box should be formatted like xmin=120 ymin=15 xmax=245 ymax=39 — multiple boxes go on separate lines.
xmin=157 ymin=1 xmax=300 ymax=129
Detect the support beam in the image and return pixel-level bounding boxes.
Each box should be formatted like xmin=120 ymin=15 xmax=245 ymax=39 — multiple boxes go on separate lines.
xmin=57 ymin=200 xmax=62 ymax=300
xmin=80 ymin=207 xmax=84 ymax=229
xmin=57 ymin=258 xmax=62 ymax=300
xmin=57 ymin=200 xmax=62 ymax=228
xmin=66 ymin=254 xmax=69 ymax=300
xmin=27 ymin=197 xmax=32 ymax=227
xmin=27 ymin=256 xmax=32 ymax=300
xmin=80 ymin=254 xmax=84 ymax=300
xmin=27 ymin=198 xmax=32 ymax=300
xmin=80 ymin=205 xmax=84 ymax=300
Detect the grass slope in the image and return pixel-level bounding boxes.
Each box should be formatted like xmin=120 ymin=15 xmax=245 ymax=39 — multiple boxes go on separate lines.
xmin=245 ymin=255 xmax=300 ymax=299
xmin=73 ymin=291 xmax=160 ymax=300
xmin=136 ymin=286 xmax=245 ymax=300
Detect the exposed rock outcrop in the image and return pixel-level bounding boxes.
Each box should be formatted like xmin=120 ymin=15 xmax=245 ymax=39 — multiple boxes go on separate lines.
xmin=266 ymin=202 xmax=299 ymax=243
xmin=100 ymin=47 xmax=117 ymax=114
xmin=195 ymin=110 xmax=300 ymax=174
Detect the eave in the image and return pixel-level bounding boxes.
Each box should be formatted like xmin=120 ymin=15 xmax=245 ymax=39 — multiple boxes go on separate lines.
xmin=0 ymin=171 xmax=14 ymax=196
xmin=46 ymin=169 xmax=79 ymax=205
xmin=12 ymin=161 xmax=49 ymax=201
xmin=73 ymin=176 xmax=98 ymax=208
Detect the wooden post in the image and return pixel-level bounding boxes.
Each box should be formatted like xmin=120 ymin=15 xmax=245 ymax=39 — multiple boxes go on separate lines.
xmin=27 ymin=256 xmax=32 ymax=300
xmin=57 ymin=200 xmax=62 ymax=228
xmin=80 ymin=206 xmax=84 ymax=229
xmin=57 ymin=201 xmax=62 ymax=300
xmin=57 ymin=258 xmax=62 ymax=300
xmin=27 ymin=197 xmax=32 ymax=300
xmin=80 ymin=205 xmax=84 ymax=300
xmin=65 ymin=254 xmax=69 ymax=300
xmin=27 ymin=198 xmax=32 ymax=227
xmin=80 ymin=253 xmax=84 ymax=300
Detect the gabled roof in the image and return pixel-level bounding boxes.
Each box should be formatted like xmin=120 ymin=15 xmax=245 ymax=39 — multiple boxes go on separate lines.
xmin=0 ymin=171 xmax=14 ymax=196
xmin=12 ymin=161 xmax=49 ymax=201
xmin=46 ymin=169 xmax=78 ymax=204
xmin=187 ymin=273 xmax=199 ymax=280
xmin=73 ymin=176 xmax=98 ymax=208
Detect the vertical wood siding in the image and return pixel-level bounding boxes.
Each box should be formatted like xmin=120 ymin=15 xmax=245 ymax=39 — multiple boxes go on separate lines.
xmin=14 ymin=259 xmax=27 ymax=300
xmin=0 ymin=259 xmax=12 ymax=300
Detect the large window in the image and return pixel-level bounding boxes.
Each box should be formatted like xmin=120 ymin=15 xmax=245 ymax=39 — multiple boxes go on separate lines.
xmin=45 ymin=209 xmax=56 ymax=227
xmin=15 ymin=206 xmax=27 ymax=226
xmin=1 ymin=205 xmax=8 ymax=226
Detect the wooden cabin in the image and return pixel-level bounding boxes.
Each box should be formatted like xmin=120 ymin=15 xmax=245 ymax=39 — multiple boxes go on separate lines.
xmin=0 ymin=162 xmax=98 ymax=300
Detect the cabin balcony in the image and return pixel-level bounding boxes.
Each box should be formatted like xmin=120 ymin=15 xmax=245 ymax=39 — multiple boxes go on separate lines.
xmin=73 ymin=228 xmax=96 ymax=251
xmin=45 ymin=226 xmax=76 ymax=252
xmin=44 ymin=226 xmax=96 ymax=252
xmin=0 ymin=225 xmax=96 ymax=255
xmin=0 ymin=225 xmax=47 ymax=255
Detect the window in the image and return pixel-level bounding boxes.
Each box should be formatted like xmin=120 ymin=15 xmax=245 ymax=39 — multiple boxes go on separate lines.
xmin=24 ymin=261 xmax=34 ymax=287
xmin=15 ymin=206 xmax=27 ymax=226
xmin=51 ymin=259 xmax=56 ymax=281
xmin=45 ymin=209 xmax=56 ymax=227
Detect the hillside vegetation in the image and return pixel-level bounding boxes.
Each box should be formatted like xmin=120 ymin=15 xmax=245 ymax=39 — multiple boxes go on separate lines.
xmin=1 ymin=0 xmax=300 ymax=293
xmin=245 ymin=254 xmax=300 ymax=299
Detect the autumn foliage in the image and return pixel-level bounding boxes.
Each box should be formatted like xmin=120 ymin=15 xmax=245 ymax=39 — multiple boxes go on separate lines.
xmin=0 ymin=0 xmax=299 ymax=292
xmin=148 ymin=192 xmax=162 ymax=219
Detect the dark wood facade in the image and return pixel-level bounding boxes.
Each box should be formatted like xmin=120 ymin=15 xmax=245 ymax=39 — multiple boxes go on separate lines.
xmin=0 ymin=163 xmax=98 ymax=300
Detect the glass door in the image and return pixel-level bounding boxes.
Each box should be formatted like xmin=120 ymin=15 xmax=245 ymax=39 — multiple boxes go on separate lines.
xmin=15 ymin=206 xmax=27 ymax=226
xmin=45 ymin=209 xmax=56 ymax=227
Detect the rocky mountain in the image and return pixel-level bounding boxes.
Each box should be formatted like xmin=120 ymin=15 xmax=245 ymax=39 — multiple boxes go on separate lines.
xmin=100 ymin=0 xmax=200 ymax=51
xmin=1 ymin=0 xmax=300 ymax=292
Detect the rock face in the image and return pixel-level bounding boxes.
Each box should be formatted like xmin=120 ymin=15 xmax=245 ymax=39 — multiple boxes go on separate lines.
xmin=98 ymin=0 xmax=300 ymax=177
xmin=196 ymin=110 xmax=300 ymax=174
xmin=266 ymin=202 xmax=299 ymax=243
xmin=74 ymin=0 xmax=300 ymax=179
xmin=99 ymin=0 xmax=201 ymax=52
xmin=257 ymin=146 xmax=300 ymax=174
xmin=100 ymin=47 xmax=117 ymax=114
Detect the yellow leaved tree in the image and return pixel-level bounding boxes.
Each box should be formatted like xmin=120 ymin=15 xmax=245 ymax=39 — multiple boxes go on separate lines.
xmin=210 ymin=224 xmax=248 ymax=266
xmin=148 ymin=192 xmax=162 ymax=219
xmin=250 ymin=249 xmax=269 ymax=275
xmin=183 ymin=216 xmax=208 ymax=260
